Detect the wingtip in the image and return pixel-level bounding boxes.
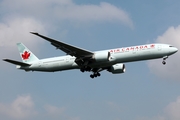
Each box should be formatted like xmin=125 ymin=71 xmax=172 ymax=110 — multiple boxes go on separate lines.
xmin=30 ymin=32 xmax=39 ymax=35
xmin=3 ymin=59 xmax=7 ymax=61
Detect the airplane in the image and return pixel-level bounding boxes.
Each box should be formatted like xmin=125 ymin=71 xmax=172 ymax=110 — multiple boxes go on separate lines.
xmin=3 ymin=32 xmax=178 ymax=78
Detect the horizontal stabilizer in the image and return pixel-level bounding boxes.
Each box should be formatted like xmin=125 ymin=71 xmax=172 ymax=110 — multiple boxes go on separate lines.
xmin=3 ymin=59 xmax=31 ymax=66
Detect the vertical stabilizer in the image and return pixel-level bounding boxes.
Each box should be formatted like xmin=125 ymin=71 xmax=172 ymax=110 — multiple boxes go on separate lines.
xmin=17 ymin=43 xmax=39 ymax=63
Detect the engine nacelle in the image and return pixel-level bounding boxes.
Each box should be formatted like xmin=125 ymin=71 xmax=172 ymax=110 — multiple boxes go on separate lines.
xmin=93 ymin=51 xmax=110 ymax=62
xmin=108 ymin=63 xmax=125 ymax=74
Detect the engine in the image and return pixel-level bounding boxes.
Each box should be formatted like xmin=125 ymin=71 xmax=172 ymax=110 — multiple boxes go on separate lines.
xmin=108 ymin=63 xmax=126 ymax=74
xmin=93 ymin=51 xmax=110 ymax=62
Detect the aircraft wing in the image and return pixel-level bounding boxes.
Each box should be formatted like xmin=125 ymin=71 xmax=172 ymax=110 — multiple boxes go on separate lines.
xmin=3 ymin=59 xmax=31 ymax=66
xmin=30 ymin=32 xmax=93 ymax=58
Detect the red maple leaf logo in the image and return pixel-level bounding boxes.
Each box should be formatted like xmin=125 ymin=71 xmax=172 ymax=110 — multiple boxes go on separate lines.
xmin=22 ymin=51 xmax=30 ymax=60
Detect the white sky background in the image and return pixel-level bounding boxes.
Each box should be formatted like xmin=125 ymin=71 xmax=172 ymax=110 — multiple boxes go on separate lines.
xmin=0 ymin=95 xmax=36 ymax=119
xmin=0 ymin=0 xmax=180 ymax=120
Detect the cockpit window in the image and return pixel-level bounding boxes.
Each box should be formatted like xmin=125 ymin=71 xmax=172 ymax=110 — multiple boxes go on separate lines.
xmin=169 ymin=46 xmax=174 ymax=47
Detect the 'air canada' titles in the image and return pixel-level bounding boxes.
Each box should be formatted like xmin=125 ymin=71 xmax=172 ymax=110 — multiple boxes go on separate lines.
xmin=109 ymin=44 xmax=155 ymax=53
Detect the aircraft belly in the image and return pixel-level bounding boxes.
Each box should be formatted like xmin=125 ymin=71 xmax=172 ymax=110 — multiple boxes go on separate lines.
xmin=27 ymin=60 xmax=78 ymax=72
xmin=44 ymin=61 xmax=77 ymax=71
xmin=89 ymin=61 xmax=115 ymax=68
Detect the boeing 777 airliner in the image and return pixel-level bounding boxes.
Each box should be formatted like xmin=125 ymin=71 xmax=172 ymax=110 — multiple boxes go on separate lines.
xmin=3 ymin=32 xmax=178 ymax=78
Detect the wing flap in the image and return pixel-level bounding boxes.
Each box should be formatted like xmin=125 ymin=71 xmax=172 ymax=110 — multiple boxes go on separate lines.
xmin=3 ymin=59 xmax=31 ymax=66
xmin=30 ymin=32 xmax=93 ymax=57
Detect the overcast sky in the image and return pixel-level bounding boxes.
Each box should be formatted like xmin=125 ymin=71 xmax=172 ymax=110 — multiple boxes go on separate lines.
xmin=0 ymin=0 xmax=180 ymax=120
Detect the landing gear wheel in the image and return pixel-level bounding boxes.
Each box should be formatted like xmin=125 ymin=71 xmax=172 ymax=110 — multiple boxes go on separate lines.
xmin=90 ymin=72 xmax=101 ymax=78
xmin=90 ymin=74 xmax=94 ymax=78
xmin=85 ymin=66 xmax=91 ymax=72
xmin=97 ymin=72 xmax=101 ymax=76
xmin=80 ymin=68 xmax=85 ymax=72
xmin=162 ymin=61 xmax=166 ymax=65
xmin=94 ymin=74 xmax=97 ymax=77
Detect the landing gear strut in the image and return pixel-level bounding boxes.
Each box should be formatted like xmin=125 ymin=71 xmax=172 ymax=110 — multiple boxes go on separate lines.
xmin=80 ymin=66 xmax=91 ymax=72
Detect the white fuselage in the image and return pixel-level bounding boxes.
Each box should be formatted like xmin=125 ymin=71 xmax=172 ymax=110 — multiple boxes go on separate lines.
xmin=18 ymin=43 xmax=178 ymax=72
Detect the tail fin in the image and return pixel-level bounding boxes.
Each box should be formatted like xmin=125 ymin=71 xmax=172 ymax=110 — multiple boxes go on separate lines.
xmin=17 ymin=43 xmax=39 ymax=63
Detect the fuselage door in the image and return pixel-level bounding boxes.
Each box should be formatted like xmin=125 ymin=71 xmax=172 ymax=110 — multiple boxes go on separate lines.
xmin=38 ymin=61 xmax=43 ymax=67
xmin=66 ymin=56 xmax=70 ymax=63
xmin=132 ymin=46 xmax=139 ymax=55
xmin=158 ymin=45 xmax=162 ymax=51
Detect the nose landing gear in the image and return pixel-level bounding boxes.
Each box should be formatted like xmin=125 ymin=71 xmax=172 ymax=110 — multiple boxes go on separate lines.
xmin=162 ymin=56 xmax=168 ymax=65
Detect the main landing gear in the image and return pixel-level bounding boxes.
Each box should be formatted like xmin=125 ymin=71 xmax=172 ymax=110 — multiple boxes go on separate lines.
xmin=162 ymin=56 xmax=168 ymax=65
xmin=90 ymin=72 xmax=101 ymax=79
xmin=80 ymin=66 xmax=102 ymax=78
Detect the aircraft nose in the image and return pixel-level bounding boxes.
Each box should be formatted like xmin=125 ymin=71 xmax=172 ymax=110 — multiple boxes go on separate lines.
xmin=174 ymin=47 xmax=178 ymax=52
xmin=170 ymin=47 xmax=178 ymax=54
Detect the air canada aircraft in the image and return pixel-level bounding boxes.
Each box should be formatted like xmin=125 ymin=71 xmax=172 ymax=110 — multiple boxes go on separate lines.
xmin=3 ymin=32 xmax=178 ymax=78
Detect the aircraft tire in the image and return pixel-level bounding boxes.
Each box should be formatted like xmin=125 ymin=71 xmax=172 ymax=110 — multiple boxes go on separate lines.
xmin=97 ymin=73 xmax=101 ymax=76
xmin=162 ymin=61 xmax=166 ymax=65
xmin=80 ymin=68 xmax=85 ymax=72
xmin=90 ymin=74 xmax=94 ymax=78
xmin=94 ymin=74 xmax=97 ymax=77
